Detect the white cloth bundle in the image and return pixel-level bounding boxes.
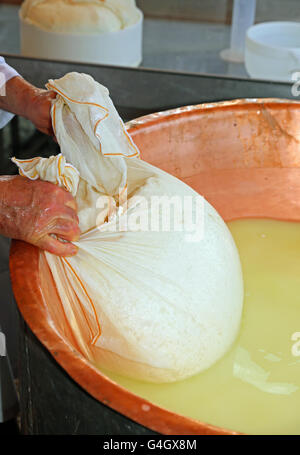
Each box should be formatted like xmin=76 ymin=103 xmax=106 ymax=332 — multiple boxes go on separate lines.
xmin=13 ymin=72 xmax=244 ymax=382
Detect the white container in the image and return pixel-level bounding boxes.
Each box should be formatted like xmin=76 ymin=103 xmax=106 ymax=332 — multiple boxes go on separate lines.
xmin=245 ymin=21 xmax=300 ymax=81
xmin=20 ymin=9 xmax=143 ymax=67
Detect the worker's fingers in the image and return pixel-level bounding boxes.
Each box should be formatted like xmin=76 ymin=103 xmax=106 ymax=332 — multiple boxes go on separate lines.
xmin=47 ymin=90 xmax=57 ymax=100
xmin=50 ymin=219 xmax=81 ymax=242
xmin=52 ymin=187 xmax=77 ymax=212
xmin=37 ymin=235 xmax=78 ymax=257
xmin=49 ymin=206 xmax=79 ymax=225
xmin=64 ymin=197 xmax=77 ymax=212
xmin=38 ymin=126 xmax=54 ymax=136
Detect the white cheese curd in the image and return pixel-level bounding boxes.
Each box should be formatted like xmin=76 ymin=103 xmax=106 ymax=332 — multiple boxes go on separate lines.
xmin=20 ymin=0 xmax=140 ymax=33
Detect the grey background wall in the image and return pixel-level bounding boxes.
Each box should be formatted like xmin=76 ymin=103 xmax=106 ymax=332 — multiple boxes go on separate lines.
xmin=1 ymin=0 xmax=300 ymax=23
xmin=136 ymin=0 xmax=300 ymax=23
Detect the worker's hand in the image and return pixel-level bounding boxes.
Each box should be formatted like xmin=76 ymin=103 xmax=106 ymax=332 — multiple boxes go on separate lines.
xmin=24 ymin=88 xmax=57 ymax=136
xmin=0 ymin=76 xmax=56 ymax=137
xmin=0 ymin=176 xmax=80 ymax=256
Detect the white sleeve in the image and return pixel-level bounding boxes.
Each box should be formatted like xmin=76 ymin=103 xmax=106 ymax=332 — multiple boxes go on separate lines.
xmin=0 ymin=57 xmax=20 ymax=129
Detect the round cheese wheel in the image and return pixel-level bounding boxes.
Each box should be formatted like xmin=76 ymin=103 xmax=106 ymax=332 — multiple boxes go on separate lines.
xmin=20 ymin=0 xmax=140 ymax=33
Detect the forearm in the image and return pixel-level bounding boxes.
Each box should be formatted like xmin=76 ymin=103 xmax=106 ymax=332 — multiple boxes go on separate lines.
xmin=0 ymin=76 xmax=36 ymax=119
xmin=0 ymin=175 xmax=24 ymax=239
xmin=0 ymin=73 xmax=56 ymax=136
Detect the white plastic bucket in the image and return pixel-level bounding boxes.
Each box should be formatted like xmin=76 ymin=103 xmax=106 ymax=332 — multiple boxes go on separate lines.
xmin=245 ymin=21 xmax=300 ymax=82
xmin=20 ymin=9 xmax=143 ymax=67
